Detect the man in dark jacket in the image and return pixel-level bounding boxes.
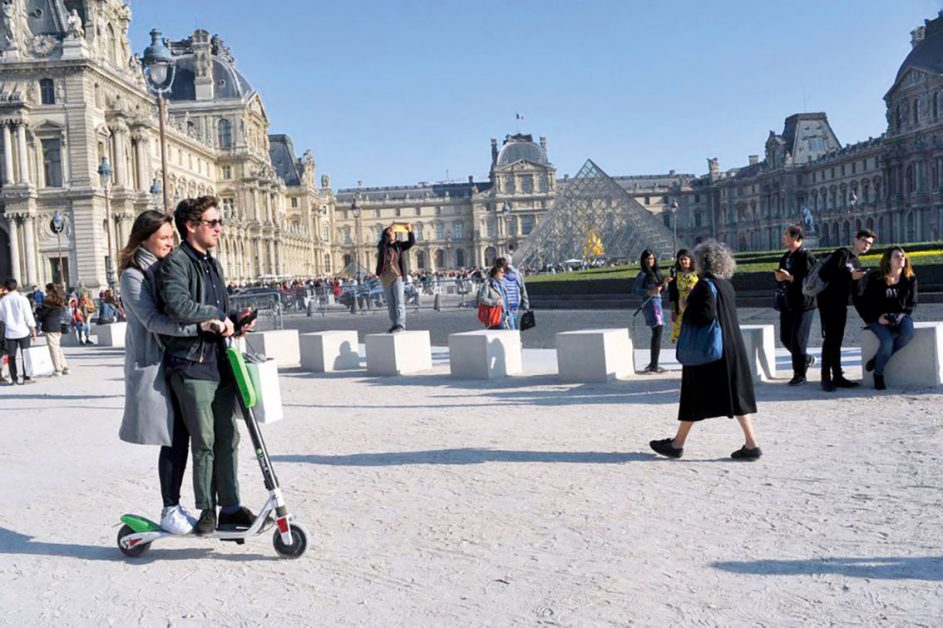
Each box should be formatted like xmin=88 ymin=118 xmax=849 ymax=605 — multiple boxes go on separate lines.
xmin=774 ymin=225 xmax=816 ymax=386
xmin=159 ymin=196 xmax=256 ymax=535
xmin=375 ymin=223 xmax=415 ymax=333
xmin=816 ymin=228 xmax=875 ymax=391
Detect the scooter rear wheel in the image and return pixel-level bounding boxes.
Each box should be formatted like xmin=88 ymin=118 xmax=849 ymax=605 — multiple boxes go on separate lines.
xmin=273 ymin=523 xmax=309 ymax=559
xmin=117 ymin=524 xmax=151 ymax=558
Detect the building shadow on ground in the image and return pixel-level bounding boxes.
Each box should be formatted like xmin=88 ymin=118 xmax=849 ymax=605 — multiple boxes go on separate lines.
xmin=271 ymin=447 xmax=656 ymax=466
xmin=0 ymin=526 xmax=271 ymax=563
xmin=713 ymin=556 xmax=943 ymax=581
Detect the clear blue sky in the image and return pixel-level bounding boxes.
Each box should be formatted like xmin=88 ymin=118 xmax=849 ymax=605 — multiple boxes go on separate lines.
xmin=127 ymin=0 xmax=939 ymax=189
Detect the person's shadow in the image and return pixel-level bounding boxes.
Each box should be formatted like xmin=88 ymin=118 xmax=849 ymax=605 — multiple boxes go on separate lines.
xmin=0 ymin=525 xmax=269 ymax=563
xmin=713 ymin=556 xmax=943 ymax=581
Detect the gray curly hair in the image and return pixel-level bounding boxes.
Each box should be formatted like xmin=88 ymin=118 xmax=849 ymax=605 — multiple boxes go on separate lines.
xmin=692 ymin=240 xmax=736 ymax=279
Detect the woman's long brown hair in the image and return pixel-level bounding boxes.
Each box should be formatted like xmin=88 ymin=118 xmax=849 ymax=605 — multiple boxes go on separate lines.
xmin=880 ymin=246 xmax=915 ymax=284
xmin=117 ymin=210 xmax=174 ymax=274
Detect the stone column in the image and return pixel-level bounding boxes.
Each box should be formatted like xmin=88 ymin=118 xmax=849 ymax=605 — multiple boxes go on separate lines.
xmin=113 ymin=125 xmax=128 ymax=188
xmin=134 ymin=135 xmax=149 ymax=192
xmin=6 ymin=214 xmax=21 ymax=282
xmin=268 ymin=239 xmax=276 ymax=276
xmin=16 ymin=122 xmax=29 ymax=185
xmin=21 ymin=214 xmax=37 ymax=285
xmin=2 ymin=122 xmax=14 ymax=185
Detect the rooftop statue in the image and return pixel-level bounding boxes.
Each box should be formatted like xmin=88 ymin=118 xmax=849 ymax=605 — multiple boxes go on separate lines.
xmin=801 ymin=206 xmax=815 ymax=234
xmin=67 ymin=9 xmax=84 ymax=39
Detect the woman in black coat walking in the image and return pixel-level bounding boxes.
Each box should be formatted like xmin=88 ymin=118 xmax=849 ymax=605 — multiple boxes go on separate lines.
xmin=650 ymin=240 xmax=761 ymax=460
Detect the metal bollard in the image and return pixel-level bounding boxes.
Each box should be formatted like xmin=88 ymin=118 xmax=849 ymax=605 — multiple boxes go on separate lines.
xmin=433 ymin=293 xmax=441 ymax=311
xmin=350 ymin=294 xmax=358 ymax=314
xmin=307 ymin=299 xmax=316 ymax=317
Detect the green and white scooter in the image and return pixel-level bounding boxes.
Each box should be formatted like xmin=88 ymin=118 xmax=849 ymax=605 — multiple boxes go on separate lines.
xmin=116 ymin=338 xmax=309 ymax=559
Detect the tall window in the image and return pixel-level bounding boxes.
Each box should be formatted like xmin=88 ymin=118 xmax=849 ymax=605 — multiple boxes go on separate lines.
xmin=217 ymin=118 xmax=233 ymax=148
xmin=913 ymin=99 xmax=919 ymax=126
xmin=453 ymin=223 xmax=463 ymax=239
xmin=40 ymin=79 xmax=55 ymax=105
xmin=41 ymin=139 xmax=63 ymax=187
xmin=415 ymin=224 xmax=424 ymax=241
xmin=521 ymin=215 xmax=533 ymax=235
xmin=435 ymin=223 xmax=445 ymax=240
xmin=934 ymin=93 xmax=939 ymax=120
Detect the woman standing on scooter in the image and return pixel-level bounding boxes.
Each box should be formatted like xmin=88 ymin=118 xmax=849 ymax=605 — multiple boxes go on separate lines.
xmin=117 ymin=210 xmax=223 ymax=535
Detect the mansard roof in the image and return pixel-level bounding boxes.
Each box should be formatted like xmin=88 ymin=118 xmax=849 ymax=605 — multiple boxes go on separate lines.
xmin=895 ymin=13 xmax=943 ymax=85
xmin=268 ymin=135 xmax=302 ymax=187
xmin=495 ymin=134 xmax=549 ymax=168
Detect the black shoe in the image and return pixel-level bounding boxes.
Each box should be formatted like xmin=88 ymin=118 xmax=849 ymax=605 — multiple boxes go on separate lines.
xmin=833 ymin=377 xmax=859 ymax=388
xmin=731 ymin=445 xmax=762 ymax=460
xmin=806 ymin=355 xmax=816 ymax=369
xmin=788 ymin=375 xmax=806 ymax=386
xmin=387 ymin=325 xmax=396 ymax=333
xmin=217 ymin=506 xmax=256 ymax=530
xmin=649 ymin=438 xmax=683 ymax=459
xmin=821 ymin=380 xmax=836 ymax=392
xmin=390 ymin=325 xmax=405 ymax=333
xmin=865 ymin=357 xmax=876 ymax=372
xmin=874 ymin=374 xmax=886 ymax=390
xmin=194 ymin=509 xmax=217 ymax=536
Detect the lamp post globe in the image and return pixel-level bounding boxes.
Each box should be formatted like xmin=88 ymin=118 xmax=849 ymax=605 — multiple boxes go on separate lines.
xmin=52 ymin=210 xmax=65 ymax=286
xmin=669 ymin=200 xmax=679 ymax=255
xmin=142 ymin=29 xmax=175 ymax=212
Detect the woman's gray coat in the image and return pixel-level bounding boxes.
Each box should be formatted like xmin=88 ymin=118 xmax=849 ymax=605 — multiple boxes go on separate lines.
xmin=118 ymin=248 xmax=198 ymax=446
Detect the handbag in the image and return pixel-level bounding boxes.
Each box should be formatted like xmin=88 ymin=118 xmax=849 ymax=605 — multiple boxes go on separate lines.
xmin=520 ymin=310 xmax=536 ymax=331
xmin=676 ymin=279 xmax=723 ymax=366
xmin=477 ymin=303 xmax=503 ymax=328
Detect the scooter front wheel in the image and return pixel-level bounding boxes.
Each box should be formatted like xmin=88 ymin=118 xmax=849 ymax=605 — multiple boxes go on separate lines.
xmin=273 ymin=523 xmax=309 ymax=559
xmin=117 ymin=524 xmax=152 ymax=558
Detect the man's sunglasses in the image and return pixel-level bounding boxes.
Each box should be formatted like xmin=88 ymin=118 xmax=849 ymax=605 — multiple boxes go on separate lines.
xmin=196 ymin=218 xmax=224 ymax=228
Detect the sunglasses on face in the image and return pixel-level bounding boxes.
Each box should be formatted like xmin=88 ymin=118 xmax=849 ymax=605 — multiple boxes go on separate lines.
xmin=197 ymin=218 xmax=224 ymax=228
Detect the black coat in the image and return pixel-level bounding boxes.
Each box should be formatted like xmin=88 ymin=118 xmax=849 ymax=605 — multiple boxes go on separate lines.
xmin=777 ymin=246 xmax=816 ymax=311
xmin=375 ymin=232 xmax=415 ymax=277
xmin=36 ymin=303 xmax=66 ymax=333
xmin=678 ymin=275 xmax=757 ymax=421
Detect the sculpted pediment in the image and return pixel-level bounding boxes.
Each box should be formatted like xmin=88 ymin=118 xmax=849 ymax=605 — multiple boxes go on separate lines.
xmin=493 ymin=159 xmax=549 ymax=173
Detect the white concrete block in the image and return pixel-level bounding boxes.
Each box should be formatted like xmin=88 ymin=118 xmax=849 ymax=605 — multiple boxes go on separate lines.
xmin=449 ymin=330 xmax=522 ymax=379
xmin=96 ymin=322 xmax=127 ymax=348
xmin=24 ymin=346 xmax=55 ymax=377
xmin=556 ymin=328 xmax=635 ymax=382
xmin=300 ymin=331 xmax=361 ymax=372
xmin=365 ymin=331 xmax=432 ymax=376
xmin=246 ymin=329 xmax=301 ymax=368
xmin=861 ymin=322 xmax=943 ymax=388
xmin=740 ymin=324 xmax=777 ymax=383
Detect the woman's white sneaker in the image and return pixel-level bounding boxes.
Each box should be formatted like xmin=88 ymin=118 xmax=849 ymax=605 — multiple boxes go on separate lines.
xmin=160 ymin=505 xmax=195 ymax=535
xmin=177 ymin=504 xmax=199 ymax=527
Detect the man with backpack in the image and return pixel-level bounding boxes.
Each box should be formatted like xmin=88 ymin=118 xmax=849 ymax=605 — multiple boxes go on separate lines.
xmin=774 ymin=225 xmax=816 ymax=386
xmin=812 ymin=229 xmax=875 ymax=392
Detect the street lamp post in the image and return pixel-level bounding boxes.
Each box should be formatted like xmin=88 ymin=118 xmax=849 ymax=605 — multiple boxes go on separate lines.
xmin=98 ymin=156 xmax=116 ymax=289
xmin=51 ymin=210 xmax=65 ymax=286
xmin=669 ymin=200 xmax=679 ymax=254
xmin=149 ymin=178 xmax=162 ymax=209
xmin=501 ymin=200 xmax=512 ymax=258
xmin=141 ymin=29 xmax=176 ymax=212
xmin=445 ymin=231 xmax=453 ymax=270
xmin=350 ymin=195 xmax=362 ymax=313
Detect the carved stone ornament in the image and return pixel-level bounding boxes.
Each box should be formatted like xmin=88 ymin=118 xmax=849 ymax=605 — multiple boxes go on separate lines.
xmin=29 ymin=34 xmax=60 ymax=57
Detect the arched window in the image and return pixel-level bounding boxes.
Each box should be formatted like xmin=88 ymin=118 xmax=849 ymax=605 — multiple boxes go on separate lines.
xmin=217 ymin=119 xmax=232 ymax=148
xmin=455 ymin=249 xmax=466 ymax=268
xmin=415 ymin=250 xmax=426 ymax=269
xmin=435 ymin=249 xmax=445 ymax=269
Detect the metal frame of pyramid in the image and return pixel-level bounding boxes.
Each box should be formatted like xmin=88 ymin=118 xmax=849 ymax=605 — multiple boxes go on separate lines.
xmin=514 ymin=159 xmax=677 ymax=268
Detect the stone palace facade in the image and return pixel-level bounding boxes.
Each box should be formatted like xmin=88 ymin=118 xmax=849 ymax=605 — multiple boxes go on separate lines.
xmin=1 ymin=4 xmax=940 ymax=288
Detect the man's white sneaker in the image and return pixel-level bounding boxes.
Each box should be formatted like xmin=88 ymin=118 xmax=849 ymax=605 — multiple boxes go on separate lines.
xmin=160 ymin=505 xmax=195 ymax=535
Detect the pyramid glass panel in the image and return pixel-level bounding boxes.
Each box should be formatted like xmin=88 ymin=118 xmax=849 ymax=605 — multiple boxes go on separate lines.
xmin=514 ymin=159 xmax=677 ymax=268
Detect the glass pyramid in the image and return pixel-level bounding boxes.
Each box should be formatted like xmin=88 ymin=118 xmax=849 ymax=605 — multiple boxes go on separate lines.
xmin=514 ymin=159 xmax=677 ymax=268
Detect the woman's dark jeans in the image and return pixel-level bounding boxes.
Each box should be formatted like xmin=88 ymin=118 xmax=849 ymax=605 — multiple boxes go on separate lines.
xmin=868 ymin=315 xmax=915 ymax=376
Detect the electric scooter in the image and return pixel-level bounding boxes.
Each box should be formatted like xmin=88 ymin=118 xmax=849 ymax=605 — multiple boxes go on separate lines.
xmin=116 ymin=323 xmax=309 ymax=559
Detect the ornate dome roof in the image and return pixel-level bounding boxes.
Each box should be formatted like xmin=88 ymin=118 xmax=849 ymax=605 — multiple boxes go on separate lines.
xmin=166 ymin=55 xmax=253 ymax=102
xmin=495 ymin=134 xmax=548 ymax=167
xmin=895 ymin=13 xmax=943 ymax=84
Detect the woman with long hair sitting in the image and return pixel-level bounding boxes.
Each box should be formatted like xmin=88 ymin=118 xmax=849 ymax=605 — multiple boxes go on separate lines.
xmin=857 ymin=246 xmax=917 ymax=390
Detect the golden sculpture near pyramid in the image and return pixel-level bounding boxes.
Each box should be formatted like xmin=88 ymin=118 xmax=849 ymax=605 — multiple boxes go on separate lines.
xmin=583 ymin=231 xmax=605 ymax=258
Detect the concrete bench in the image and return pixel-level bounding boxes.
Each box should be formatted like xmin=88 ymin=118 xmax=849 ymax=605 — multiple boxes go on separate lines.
xmin=300 ymin=331 xmax=361 ymax=372
xmin=246 ymin=329 xmax=301 ymax=368
xmin=365 ymin=331 xmax=432 ymax=376
xmin=861 ymin=322 xmax=943 ymax=388
xmin=556 ymin=328 xmax=634 ymax=382
xmin=740 ymin=324 xmax=777 ymax=383
xmin=95 ymin=322 xmax=127 ymax=348
xmin=448 ymin=330 xmax=522 ymax=379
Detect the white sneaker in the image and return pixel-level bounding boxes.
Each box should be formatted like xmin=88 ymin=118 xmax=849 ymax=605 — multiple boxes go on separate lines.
xmin=177 ymin=504 xmax=199 ymax=527
xmin=160 ymin=505 xmax=195 ymax=535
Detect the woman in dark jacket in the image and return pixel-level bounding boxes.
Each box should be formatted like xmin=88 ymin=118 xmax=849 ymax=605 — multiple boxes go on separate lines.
xmin=632 ymin=249 xmax=670 ymax=373
xmin=856 ymin=246 xmax=917 ymax=390
xmin=36 ymin=283 xmax=70 ymax=375
xmin=650 ymin=240 xmax=761 ymax=460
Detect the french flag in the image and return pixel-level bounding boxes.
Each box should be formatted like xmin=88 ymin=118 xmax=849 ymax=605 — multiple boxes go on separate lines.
xmin=515 ymin=112 xmax=525 ymax=120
